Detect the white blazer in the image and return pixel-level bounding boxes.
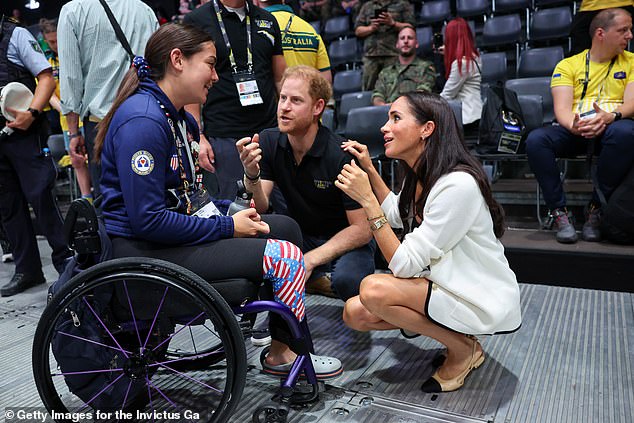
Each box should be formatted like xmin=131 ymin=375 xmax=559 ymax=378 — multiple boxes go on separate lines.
xmin=381 ymin=172 xmax=521 ymax=335
xmin=440 ymin=57 xmax=483 ymax=125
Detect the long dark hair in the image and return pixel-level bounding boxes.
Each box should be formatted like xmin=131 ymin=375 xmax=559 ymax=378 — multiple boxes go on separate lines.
xmin=398 ymin=92 xmax=505 ymax=238
xmin=94 ymin=23 xmax=213 ymax=162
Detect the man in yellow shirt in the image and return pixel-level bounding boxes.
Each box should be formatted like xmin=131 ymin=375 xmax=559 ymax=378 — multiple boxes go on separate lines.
xmin=571 ymin=1 xmax=634 ymax=54
xmin=255 ymin=0 xmax=332 ymax=83
xmin=526 ymin=8 xmax=634 ymax=244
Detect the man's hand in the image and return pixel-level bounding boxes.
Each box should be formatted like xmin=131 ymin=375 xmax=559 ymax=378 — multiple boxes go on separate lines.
xmin=577 ymin=102 xmax=611 ymax=138
xmin=69 ymin=133 xmax=87 ymax=163
xmin=198 ymin=134 xmax=216 ymax=172
xmin=236 ymin=133 xmax=261 ymax=178
xmin=376 ymin=11 xmax=395 ymax=27
xmin=5 ymin=108 xmax=35 ymax=131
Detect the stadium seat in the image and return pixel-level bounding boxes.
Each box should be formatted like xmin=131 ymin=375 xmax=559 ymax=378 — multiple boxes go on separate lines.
xmin=481 ymin=14 xmax=523 ymax=66
xmin=337 ymin=91 xmax=373 ymax=134
xmin=529 ymin=6 xmax=572 ymax=50
xmin=456 ymin=0 xmax=492 ymax=18
xmin=480 ymin=52 xmax=508 ymax=85
xmin=505 ymin=76 xmax=553 ymax=124
xmin=322 ymin=108 xmax=335 ymax=132
xmin=416 ymin=26 xmax=434 ymax=58
xmin=418 ymin=0 xmax=452 ymax=26
xmin=328 ymin=38 xmax=360 ymax=69
xmin=517 ymin=46 xmax=564 ymax=78
xmin=332 ymin=69 xmax=363 ymax=100
xmin=322 ymin=16 xmax=351 ymax=42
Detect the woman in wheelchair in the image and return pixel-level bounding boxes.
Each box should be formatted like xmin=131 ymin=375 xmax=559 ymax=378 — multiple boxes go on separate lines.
xmin=92 ymin=23 xmax=342 ymax=380
xmin=336 ymin=92 xmax=521 ymax=393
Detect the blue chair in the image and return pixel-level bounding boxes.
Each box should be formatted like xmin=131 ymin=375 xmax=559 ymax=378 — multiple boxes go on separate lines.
xmin=418 ymin=0 xmax=452 ymax=26
xmin=322 ymin=16 xmax=351 ymax=42
xmin=529 ymin=6 xmax=572 ymax=51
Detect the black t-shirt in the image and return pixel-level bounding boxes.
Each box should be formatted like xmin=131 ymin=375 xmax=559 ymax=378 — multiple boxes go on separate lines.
xmin=259 ymin=126 xmax=361 ymax=237
xmin=184 ymin=2 xmax=283 ymax=138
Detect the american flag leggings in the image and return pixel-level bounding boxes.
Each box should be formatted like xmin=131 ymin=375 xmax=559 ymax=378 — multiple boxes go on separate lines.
xmin=262 ymin=239 xmax=306 ymax=322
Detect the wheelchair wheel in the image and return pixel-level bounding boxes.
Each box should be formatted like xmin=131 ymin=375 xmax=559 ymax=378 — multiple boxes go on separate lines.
xmin=33 ymin=258 xmax=246 ymax=423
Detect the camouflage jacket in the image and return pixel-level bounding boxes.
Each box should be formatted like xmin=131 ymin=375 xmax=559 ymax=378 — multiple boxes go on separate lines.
xmin=373 ymin=58 xmax=436 ymax=103
xmin=355 ymin=0 xmax=415 ymax=57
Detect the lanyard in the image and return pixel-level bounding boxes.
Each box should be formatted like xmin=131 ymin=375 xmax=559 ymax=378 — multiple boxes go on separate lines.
xmin=282 ymin=14 xmax=293 ymax=40
xmin=156 ymin=100 xmax=196 ymax=192
xmin=579 ymin=51 xmax=616 ymax=105
xmin=213 ymin=0 xmax=253 ymax=74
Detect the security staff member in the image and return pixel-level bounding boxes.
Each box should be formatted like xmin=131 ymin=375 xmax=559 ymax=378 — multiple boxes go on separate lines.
xmin=0 ymin=16 xmax=71 ymax=297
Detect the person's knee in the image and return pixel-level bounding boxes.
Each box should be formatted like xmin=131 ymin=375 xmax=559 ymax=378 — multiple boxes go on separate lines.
xmin=265 ymin=215 xmax=302 ymax=246
xmin=343 ymin=296 xmax=372 ymax=331
xmin=358 ymin=275 xmax=386 ymax=313
xmin=603 ymin=121 xmax=634 ymax=150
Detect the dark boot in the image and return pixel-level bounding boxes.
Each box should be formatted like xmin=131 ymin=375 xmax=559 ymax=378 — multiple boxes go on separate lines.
xmin=0 ymin=273 xmax=46 ymax=297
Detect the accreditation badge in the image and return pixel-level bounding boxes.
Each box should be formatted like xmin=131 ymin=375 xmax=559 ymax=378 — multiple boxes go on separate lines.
xmin=233 ymin=71 xmax=264 ymax=106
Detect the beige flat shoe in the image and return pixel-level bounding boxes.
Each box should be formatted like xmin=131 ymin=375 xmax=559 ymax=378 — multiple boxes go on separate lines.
xmin=421 ymin=336 xmax=485 ymax=393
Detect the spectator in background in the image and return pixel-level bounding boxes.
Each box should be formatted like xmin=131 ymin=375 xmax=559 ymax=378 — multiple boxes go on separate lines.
xmin=255 ymin=0 xmax=332 ymax=83
xmin=354 ymin=0 xmax=415 ymax=91
xmin=57 ymin=0 xmax=158 ymax=198
xmin=39 ymin=18 xmax=93 ymax=203
xmin=570 ymin=1 xmax=634 ymax=55
xmin=439 ymin=18 xmax=482 ymax=132
xmin=298 ymin=0 xmax=332 ymax=24
xmin=331 ymin=0 xmax=363 ymax=23
xmin=373 ymin=25 xmax=436 ymax=106
xmin=0 ymin=15 xmax=71 ymax=297
xmin=184 ymin=0 xmax=286 ymax=200
xmin=526 ymin=8 xmax=634 ymax=244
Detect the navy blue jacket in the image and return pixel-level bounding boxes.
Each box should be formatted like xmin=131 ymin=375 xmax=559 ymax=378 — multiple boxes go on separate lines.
xmin=100 ymin=80 xmax=234 ymax=244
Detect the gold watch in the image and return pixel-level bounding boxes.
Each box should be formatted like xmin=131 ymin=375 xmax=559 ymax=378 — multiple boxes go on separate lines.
xmin=370 ymin=216 xmax=388 ymax=231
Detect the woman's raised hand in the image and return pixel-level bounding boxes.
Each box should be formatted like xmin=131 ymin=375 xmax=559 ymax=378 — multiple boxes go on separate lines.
xmin=232 ymin=208 xmax=270 ymax=238
xmin=335 ymin=159 xmax=373 ymax=205
xmin=341 ymin=140 xmax=373 ymax=171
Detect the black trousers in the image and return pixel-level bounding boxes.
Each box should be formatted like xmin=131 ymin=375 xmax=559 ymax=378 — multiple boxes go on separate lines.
xmin=111 ymin=214 xmax=314 ymax=353
xmin=0 ymin=123 xmax=70 ymax=277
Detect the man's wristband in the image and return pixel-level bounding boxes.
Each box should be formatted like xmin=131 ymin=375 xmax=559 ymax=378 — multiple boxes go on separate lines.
xmin=69 ymin=132 xmax=81 ymax=139
xmin=244 ymin=170 xmax=261 ymax=181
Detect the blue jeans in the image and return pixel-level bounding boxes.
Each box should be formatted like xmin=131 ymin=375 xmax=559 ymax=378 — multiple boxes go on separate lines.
xmin=526 ymin=120 xmax=634 ymax=210
xmin=303 ymin=234 xmax=376 ymax=301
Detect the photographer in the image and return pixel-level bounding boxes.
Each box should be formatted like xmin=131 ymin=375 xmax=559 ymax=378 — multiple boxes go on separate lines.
xmin=354 ymin=0 xmax=415 ymax=90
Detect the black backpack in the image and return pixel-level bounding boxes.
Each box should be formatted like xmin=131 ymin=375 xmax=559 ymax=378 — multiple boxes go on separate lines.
xmin=478 ymin=83 xmax=528 ymax=154
xmin=599 ymin=165 xmax=634 ymax=244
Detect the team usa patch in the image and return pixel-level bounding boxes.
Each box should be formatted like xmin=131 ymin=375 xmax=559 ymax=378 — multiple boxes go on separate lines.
xmin=170 ymin=154 xmax=178 ymax=171
xmin=131 ymin=150 xmax=155 ymax=175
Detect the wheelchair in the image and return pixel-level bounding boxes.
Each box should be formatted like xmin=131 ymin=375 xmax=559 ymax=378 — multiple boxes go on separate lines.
xmin=32 ymin=199 xmax=321 ymax=423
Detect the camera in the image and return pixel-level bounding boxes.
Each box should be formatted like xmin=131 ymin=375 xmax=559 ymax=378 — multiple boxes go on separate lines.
xmin=433 ymin=32 xmax=443 ymax=48
xmin=374 ymin=7 xmax=387 ymax=19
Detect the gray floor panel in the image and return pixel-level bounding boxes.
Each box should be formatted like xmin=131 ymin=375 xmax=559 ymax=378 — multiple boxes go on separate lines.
xmin=2 ymin=243 xmax=633 ymax=423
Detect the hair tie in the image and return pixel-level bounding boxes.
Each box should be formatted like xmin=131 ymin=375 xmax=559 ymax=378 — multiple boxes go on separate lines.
xmin=133 ymin=55 xmax=151 ymax=80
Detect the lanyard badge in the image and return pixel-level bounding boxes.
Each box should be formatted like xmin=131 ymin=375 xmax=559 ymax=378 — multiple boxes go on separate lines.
xmin=213 ymin=0 xmax=264 ymax=107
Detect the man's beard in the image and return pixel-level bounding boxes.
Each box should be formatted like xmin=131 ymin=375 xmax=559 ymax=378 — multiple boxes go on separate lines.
xmin=400 ymin=49 xmax=415 ymax=58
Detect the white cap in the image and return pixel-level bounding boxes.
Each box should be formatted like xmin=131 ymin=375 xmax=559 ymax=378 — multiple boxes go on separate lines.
xmin=0 ymin=82 xmax=34 ymax=121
